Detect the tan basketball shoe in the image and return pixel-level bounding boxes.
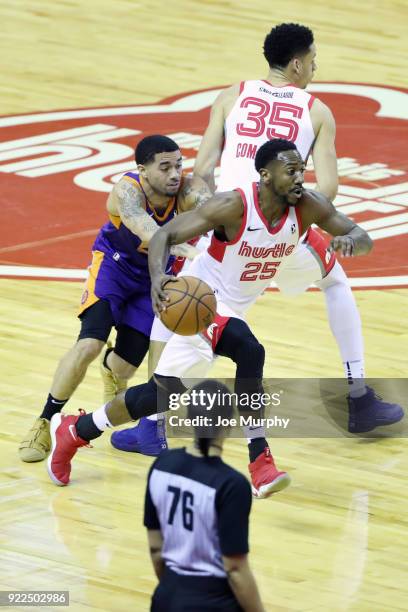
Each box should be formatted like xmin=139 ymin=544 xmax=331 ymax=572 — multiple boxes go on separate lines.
xmin=100 ymin=342 xmax=128 ymax=403
xmin=19 ymin=417 xmax=51 ymax=462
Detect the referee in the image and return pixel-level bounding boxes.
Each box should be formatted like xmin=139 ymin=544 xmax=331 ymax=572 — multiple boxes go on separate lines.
xmin=144 ymin=380 xmax=265 ymax=612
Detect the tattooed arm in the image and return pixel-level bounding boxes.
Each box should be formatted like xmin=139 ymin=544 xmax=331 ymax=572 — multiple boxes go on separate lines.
xmin=178 ymin=176 xmax=213 ymax=212
xmin=169 ymin=176 xmax=215 ymax=259
xmin=108 ymin=178 xmax=159 ymax=242
xmin=108 ymin=177 xmax=199 ymax=258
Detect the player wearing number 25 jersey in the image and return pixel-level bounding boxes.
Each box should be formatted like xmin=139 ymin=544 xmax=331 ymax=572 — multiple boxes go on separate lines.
xmin=186 ymin=180 xmax=301 ymax=315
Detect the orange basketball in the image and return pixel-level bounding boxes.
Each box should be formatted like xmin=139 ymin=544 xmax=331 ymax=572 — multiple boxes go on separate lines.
xmin=160 ymin=276 xmax=217 ymax=336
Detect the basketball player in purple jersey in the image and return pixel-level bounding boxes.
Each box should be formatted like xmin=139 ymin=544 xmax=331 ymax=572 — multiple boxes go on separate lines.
xmin=193 ymin=22 xmax=402 ymax=433
xmin=19 ymin=135 xmax=212 ymax=463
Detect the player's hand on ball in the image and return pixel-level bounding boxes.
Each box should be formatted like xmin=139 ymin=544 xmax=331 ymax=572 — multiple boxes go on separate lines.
xmin=329 ymin=235 xmax=355 ymax=257
xmin=151 ymin=274 xmax=177 ymax=315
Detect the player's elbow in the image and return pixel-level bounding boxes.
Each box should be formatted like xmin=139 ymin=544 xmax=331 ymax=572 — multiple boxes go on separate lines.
xmin=223 ymin=554 xmax=249 ymax=574
xmin=193 ymin=164 xmax=213 ymax=185
xmin=364 ymin=231 xmax=374 ymax=253
xmin=131 ymin=221 xmax=158 ymax=244
xmin=326 ymin=183 xmax=338 ymax=202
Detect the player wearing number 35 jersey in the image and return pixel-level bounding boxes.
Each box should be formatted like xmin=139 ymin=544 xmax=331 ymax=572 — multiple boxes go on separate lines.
xmin=201 ymin=76 xmax=338 ymax=297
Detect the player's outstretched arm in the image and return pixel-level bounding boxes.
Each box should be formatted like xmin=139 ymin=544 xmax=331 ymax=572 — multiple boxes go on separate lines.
xmin=301 ymin=191 xmax=373 ymax=257
xmin=148 ymin=191 xmax=242 ymax=313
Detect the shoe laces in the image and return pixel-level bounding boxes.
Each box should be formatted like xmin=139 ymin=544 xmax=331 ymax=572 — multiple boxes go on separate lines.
xmin=262 ymin=447 xmax=273 ymax=464
xmin=349 ymin=388 xmax=381 ymax=403
xmin=254 ymin=447 xmax=275 ymax=465
xmin=31 ymin=420 xmax=50 ymax=450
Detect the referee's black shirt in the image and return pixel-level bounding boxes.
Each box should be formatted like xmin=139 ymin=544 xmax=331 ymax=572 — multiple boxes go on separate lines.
xmin=144 ymin=448 xmax=252 ymax=577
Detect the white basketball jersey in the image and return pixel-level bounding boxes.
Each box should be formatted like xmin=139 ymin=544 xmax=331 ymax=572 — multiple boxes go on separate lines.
xmin=217 ymin=80 xmax=315 ymax=191
xmin=184 ymin=182 xmax=302 ymax=314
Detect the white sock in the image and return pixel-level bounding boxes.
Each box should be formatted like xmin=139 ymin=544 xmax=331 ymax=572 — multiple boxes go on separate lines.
xmin=344 ymin=360 xmax=366 ymax=397
xmin=92 ymin=404 xmax=114 ymax=431
xmin=318 ymin=262 xmax=366 ymax=398
xmin=146 ymin=413 xmax=158 ymax=421
xmin=242 ymin=425 xmax=266 ymax=442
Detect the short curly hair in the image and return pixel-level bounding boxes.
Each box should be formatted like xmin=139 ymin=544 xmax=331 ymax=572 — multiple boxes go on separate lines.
xmin=255 ymin=139 xmax=298 ymax=172
xmin=263 ymin=23 xmax=314 ymax=68
xmin=135 ymin=135 xmax=179 ymax=165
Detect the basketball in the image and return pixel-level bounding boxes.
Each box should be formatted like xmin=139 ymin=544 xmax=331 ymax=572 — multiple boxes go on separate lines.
xmin=160 ymin=276 xmax=217 ymax=335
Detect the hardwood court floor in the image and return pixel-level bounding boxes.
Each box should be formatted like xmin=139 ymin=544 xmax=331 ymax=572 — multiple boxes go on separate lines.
xmin=1 ymin=1 xmax=408 ymax=610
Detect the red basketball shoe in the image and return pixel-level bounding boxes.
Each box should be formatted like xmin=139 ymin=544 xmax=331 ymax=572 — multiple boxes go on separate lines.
xmin=249 ymin=448 xmax=291 ymax=498
xmin=47 ymin=412 xmax=90 ymax=486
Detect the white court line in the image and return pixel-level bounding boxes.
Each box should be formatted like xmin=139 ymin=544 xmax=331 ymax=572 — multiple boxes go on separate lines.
xmin=0 ymin=266 xmax=88 ymax=279
xmin=0 ymin=265 xmax=407 ymax=288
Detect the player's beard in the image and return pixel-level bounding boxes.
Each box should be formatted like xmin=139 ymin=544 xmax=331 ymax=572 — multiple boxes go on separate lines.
xmin=164 ymin=185 xmax=180 ymax=197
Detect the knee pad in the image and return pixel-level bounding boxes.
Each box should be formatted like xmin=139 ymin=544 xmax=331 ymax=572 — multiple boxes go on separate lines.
xmin=235 ymin=339 xmax=265 ymax=370
xmin=124 ymin=376 xmax=186 ymax=420
xmin=234 ymin=340 xmax=265 ymax=393
xmin=115 ymin=324 xmax=150 ymax=367
xmin=124 ymin=378 xmax=159 ymax=420
xmin=234 ymin=339 xmax=266 ymax=409
xmin=215 ymin=318 xmax=265 ymax=379
xmin=78 ymin=299 xmax=114 ymax=342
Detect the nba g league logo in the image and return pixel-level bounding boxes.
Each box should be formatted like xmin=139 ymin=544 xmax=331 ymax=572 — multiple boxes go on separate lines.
xmin=0 ymin=82 xmax=406 ymax=288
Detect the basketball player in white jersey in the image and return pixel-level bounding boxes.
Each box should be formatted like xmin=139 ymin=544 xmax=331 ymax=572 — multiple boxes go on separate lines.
xmin=46 ymin=139 xmax=401 ymax=497
xmin=193 ymin=22 xmax=401 ymax=431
